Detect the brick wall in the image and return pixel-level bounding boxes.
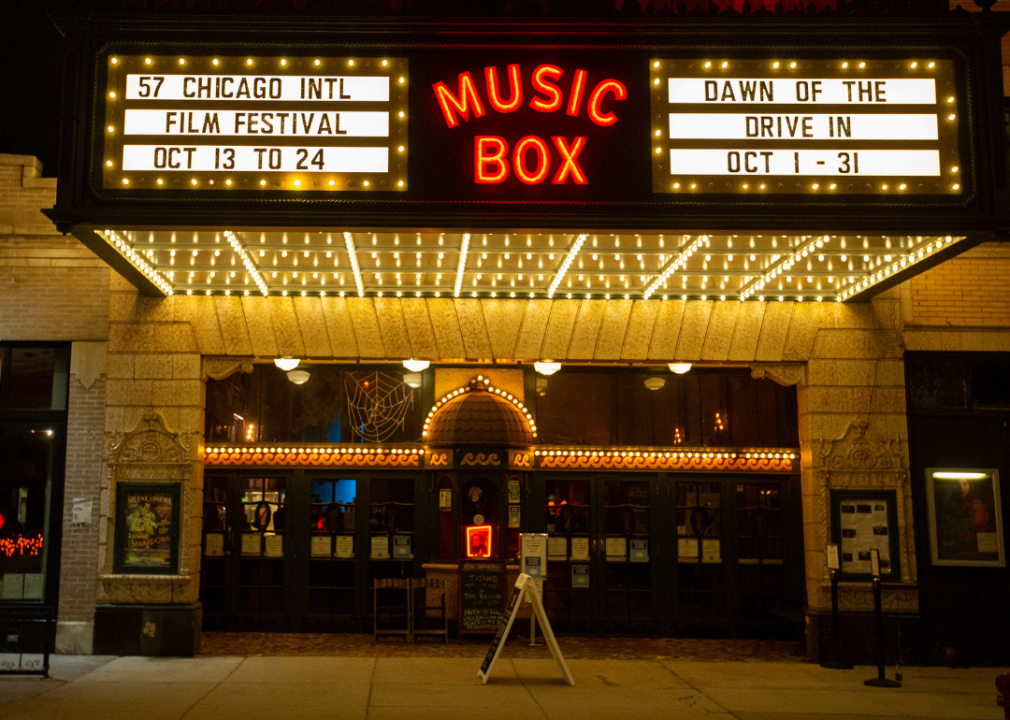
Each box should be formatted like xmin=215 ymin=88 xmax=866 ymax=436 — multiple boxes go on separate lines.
xmin=56 ymin=375 xmax=106 ymax=654
xmin=910 ymin=242 xmax=1010 ymax=327
xmin=0 ymin=155 xmax=112 ymax=653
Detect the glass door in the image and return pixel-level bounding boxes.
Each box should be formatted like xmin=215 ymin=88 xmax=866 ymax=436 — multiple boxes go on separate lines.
xmin=306 ymin=477 xmax=360 ymax=631
xmin=674 ymin=480 xmax=727 ymax=630
xmin=543 ymin=478 xmax=593 ymax=632
xmin=367 ymin=477 xmax=416 ymax=605
xmin=199 ymin=473 xmax=290 ymax=631
xmin=735 ymin=481 xmax=789 ymax=634
xmin=597 ymin=477 xmax=657 ymax=633
xmin=537 ymin=474 xmax=658 ymax=633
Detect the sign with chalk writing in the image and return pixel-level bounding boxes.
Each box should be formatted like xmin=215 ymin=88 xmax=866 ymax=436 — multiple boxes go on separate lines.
xmin=459 ymin=561 xmax=506 ymax=635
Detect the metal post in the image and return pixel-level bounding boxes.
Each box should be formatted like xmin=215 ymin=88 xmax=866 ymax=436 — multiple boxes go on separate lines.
xmin=821 ymin=569 xmax=852 ymax=669
xmin=864 ymin=577 xmax=900 ymax=688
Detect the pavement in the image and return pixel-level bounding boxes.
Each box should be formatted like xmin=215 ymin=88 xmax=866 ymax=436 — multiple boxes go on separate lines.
xmin=0 ymin=653 xmax=1005 ymax=720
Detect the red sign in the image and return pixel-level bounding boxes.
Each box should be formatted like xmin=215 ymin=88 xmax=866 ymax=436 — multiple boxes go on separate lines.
xmin=432 ymin=64 xmax=627 ymax=186
xmin=466 ymin=524 xmax=493 ymax=559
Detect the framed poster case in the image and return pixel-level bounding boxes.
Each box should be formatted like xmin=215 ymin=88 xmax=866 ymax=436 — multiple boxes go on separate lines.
xmin=925 ymin=468 xmax=1005 ymax=568
xmin=830 ymin=489 xmax=900 ymax=582
xmin=113 ymin=483 xmax=181 ymax=574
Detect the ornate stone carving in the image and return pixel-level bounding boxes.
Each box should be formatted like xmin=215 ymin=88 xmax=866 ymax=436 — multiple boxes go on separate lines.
xmin=811 ymin=417 xmax=913 ymax=592
xmin=750 ymin=362 xmax=806 ymax=387
xmin=109 ymin=411 xmax=193 ymax=468
xmin=202 ymin=356 xmax=254 ymax=382
xmin=461 ymin=452 xmax=501 ymax=467
xmin=103 ymin=411 xmax=198 ymax=594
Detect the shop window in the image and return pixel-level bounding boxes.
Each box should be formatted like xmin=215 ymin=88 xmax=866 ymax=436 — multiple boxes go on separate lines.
xmin=0 ymin=425 xmax=56 ymax=600
xmin=3 ymin=347 xmax=69 ymax=411
xmin=537 ymin=369 xmax=796 ymax=448
xmin=205 ymin=365 xmax=423 ymax=444
xmin=970 ymin=360 xmax=1010 ymax=409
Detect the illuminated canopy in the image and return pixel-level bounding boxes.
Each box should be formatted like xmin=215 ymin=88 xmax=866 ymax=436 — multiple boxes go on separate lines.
xmin=88 ymin=227 xmax=967 ymax=303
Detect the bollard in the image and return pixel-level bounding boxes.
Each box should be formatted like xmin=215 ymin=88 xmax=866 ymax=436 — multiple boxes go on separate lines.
xmin=997 ymin=670 xmax=1010 ymax=720
xmin=821 ymin=568 xmax=853 ymax=669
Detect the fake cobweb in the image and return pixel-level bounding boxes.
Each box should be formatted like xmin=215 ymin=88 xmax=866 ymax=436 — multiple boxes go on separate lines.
xmin=344 ymin=371 xmax=415 ymax=443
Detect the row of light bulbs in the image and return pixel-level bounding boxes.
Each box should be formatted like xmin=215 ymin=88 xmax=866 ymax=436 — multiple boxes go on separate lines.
xmin=657 ymin=60 xmax=940 ymax=71
xmin=547 ymin=234 xmax=587 ymax=298
xmin=739 ymin=236 xmax=828 ymax=301
xmin=839 ymin=235 xmax=956 ymax=300
xmin=536 ymin=449 xmax=796 ymax=460
xmin=102 ymin=229 xmax=173 ymax=294
xmin=422 ymin=376 xmax=537 ymax=439
xmin=205 ymin=446 xmax=422 ymax=455
xmin=224 ymin=231 xmax=269 ymax=296
xmin=643 ymin=236 xmax=708 ymax=299
xmin=110 ymin=56 xmax=404 ymax=77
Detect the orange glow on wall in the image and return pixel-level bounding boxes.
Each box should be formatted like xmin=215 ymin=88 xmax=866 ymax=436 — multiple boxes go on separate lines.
xmin=466 ymin=525 xmax=493 ymax=559
xmin=485 ymin=64 xmax=523 ymax=113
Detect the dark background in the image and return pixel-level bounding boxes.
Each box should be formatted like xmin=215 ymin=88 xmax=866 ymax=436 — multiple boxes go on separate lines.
xmin=1 ymin=5 xmax=64 ymax=173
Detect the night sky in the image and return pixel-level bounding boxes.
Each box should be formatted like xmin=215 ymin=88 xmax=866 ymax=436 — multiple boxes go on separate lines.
xmin=1 ymin=5 xmax=65 ymax=174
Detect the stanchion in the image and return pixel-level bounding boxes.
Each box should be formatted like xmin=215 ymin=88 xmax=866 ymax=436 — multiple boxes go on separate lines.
xmin=821 ymin=568 xmax=853 ymax=669
xmin=864 ymin=575 xmax=901 ymax=688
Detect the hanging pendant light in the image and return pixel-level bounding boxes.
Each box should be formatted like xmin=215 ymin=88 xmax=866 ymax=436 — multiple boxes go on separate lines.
xmin=644 ymin=376 xmax=666 ymax=391
xmin=274 ymin=357 xmax=300 ymax=371
xmin=403 ymin=359 xmax=430 ymax=372
xmin=534 ymin=361 xmax=562 ymax=376
xmin=286 ymin=369 xmax=311 ymax=385
xmin=668 ymin=363 xmax=692 ymax=374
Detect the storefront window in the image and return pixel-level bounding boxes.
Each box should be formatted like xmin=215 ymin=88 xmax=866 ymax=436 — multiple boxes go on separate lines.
xmin=0 ymin=425 xmax=55 ymax=600
xmin=4 ymin=347 xmax=69 ymax=411
xmin=537 ymin=369 xmax=796 ymax=447
xmin=206 ymin=364 xmax=423 ymax=444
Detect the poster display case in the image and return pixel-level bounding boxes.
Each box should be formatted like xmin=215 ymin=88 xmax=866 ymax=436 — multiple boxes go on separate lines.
xmin=114 ymin=483 xmax=180 ymax=574
xmin=925 ymin=468 xmax=1005 ymax=568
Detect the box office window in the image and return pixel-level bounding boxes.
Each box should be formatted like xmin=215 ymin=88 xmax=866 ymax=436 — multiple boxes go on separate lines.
xmin=536 ymin=369 xmax=797 ymax=448
xmin=206 ymin=365 xmax=423 ymax=444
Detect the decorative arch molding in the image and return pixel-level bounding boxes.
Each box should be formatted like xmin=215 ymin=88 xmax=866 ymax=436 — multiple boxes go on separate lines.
xmin=100 ymin=410 xmax=197 ymax=604
xmin=813 ymin=416 xmax=914 ymax=594
xmin=750 ymin=362 xmax=806 ymax=387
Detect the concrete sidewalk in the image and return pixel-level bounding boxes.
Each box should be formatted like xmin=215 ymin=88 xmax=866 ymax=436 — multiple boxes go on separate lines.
xmin=0 ymin=655 xmax=1003 ymax=720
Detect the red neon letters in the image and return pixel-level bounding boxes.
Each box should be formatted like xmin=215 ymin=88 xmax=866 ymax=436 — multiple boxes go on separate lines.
xmin=433 ymin=63 xmax=627 ymax=186
xmin=475 ymin=135 xmax=589 ymax=185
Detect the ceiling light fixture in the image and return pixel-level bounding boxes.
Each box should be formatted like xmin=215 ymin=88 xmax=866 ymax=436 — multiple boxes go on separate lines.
xmin=644 ymin=376 xmax=666 ymax=391
xmin=668 ymin=363 xmax=693 ymax=374
xmin=274 ymin=358 xmax=300 ymax=371
xmin=286 ymin=369 xmax=311 ymax=385
xmin=534 ymin=361 xmax=562 ymax=376
xmin=403 ymin=359 xmax=430 ymax=372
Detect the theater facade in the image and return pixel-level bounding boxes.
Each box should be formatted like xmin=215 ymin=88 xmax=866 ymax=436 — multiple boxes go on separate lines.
xmin=1 ymin=0 xmax=1008 ymax=663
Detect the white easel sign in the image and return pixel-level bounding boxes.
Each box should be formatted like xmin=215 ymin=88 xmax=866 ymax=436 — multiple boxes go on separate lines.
xmin=477 ymin=573 xmax=574 ymax=686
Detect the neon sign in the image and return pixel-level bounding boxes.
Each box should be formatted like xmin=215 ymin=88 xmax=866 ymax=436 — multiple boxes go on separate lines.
xmin=466 ymin=524 xmax=493 ymax=559
xmin=432 ymin=64 xmax=627 ymax=186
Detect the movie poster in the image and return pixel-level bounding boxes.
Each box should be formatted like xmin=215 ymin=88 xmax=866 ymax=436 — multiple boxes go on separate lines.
xmin=121 ymin=489 xmax=176 ymax=570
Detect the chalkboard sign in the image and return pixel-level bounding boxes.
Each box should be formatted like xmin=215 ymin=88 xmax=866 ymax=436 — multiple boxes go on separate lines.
xmin=480 ymin=581 xmax=523 ymax=677
xmin=459 ymin=561 xmax=506 ymax=636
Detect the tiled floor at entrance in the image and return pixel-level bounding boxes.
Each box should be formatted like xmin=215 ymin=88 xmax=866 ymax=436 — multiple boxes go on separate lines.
xmin=0 ymin=654 xmax=1003 ymax=720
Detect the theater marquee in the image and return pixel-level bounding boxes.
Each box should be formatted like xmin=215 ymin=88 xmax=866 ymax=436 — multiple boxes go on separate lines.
xmin=650 ymin=58 xmax=962 ymax=196
xmin=102 ymin=55 xmax=408 ymax=191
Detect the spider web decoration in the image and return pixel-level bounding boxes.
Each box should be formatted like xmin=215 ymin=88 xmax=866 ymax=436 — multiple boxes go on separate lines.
xmin=344 ymin=371 xmax=415 ymax=443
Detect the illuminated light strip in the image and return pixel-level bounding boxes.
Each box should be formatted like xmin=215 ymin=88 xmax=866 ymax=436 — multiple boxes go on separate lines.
xmin=547 ymin=234 xmax=587 ymax=299
xmin=423 ymin=375 xmax=537 ymax=438
xmin=223 ymin=230 xmax=269 ymax=296
xmin=453 ymin=233 xmax=471 ymax=297
xmin=343 ymin=232 xmax=364 ymax=297
xmin=203 ymin=445 xmax=424 ymax=467
xmin=838 ymin=235 xmax=959 ymax=301
xmin=102 ymin=229 xmax=173 ymax=295
xmin=738 ymin=235 xmax=829 ymax=301
xmin=532 ymin=447 xmax=797 ymax=472
xmin=643 ymin=235 xmax=707 ymax=300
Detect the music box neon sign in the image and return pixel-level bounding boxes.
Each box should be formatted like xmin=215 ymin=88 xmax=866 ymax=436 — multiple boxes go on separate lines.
xmin=432 ymin=64 xmax=627 ymax=185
